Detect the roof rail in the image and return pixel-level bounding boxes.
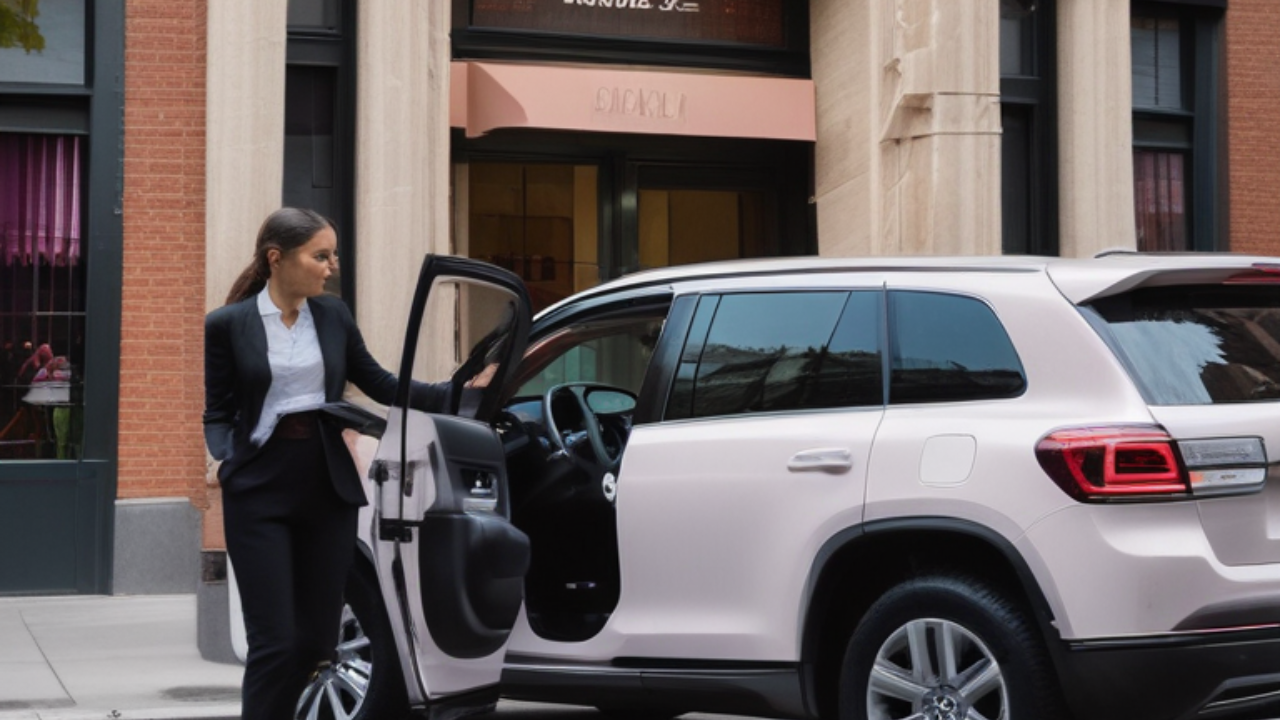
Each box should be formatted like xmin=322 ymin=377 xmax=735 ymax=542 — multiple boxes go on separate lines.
xmin=1094 ymin=248 xmax=1141 ymax=258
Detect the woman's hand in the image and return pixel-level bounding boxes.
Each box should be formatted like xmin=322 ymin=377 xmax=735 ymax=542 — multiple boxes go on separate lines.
xmin=463 ymin=362 xmax=499 ymax=390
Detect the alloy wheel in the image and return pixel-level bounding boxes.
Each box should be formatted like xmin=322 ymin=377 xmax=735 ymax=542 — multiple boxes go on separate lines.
xmin=295 ymin=604 xmax=373 ymax=720
xmin=866 ymin=617 xmax=1007 ymax=720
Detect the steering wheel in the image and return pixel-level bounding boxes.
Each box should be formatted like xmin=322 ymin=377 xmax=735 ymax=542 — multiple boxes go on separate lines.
xmin=543 ymin=383 xmax=632 ymax=478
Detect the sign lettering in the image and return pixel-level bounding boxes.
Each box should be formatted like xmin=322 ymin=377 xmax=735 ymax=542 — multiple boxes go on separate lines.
xmin=471 ymin=0 xmax=785 ymax=48
xmin=594 ymin=86 xmax=687 ymax=123
xmin=559 ymin=0 xmax=697 ymax=10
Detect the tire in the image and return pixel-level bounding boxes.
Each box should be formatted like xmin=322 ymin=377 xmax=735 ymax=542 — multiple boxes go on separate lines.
xmin=838 ymin=574 xmax=1068 ymax=720
xmin=295 ymin=559 xmax=409 ymax=720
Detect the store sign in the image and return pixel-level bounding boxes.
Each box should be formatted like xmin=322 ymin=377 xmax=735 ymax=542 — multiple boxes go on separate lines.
xmin=594 ymin=85 xmax=687 ymax=126
xmin=471 ymin=0 xmax=786 ymax=48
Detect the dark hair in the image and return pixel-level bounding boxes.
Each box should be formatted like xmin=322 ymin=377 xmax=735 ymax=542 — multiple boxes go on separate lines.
xmin=225 ymin=207 xmax=335 ymax=305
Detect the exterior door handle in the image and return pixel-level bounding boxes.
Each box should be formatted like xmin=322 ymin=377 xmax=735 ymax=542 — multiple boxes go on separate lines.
xmin=788 ymin=448 xmax=853 ymax=473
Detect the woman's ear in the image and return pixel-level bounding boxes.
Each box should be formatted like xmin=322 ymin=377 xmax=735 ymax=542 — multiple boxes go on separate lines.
xmin=266 ymin=247 xmax=282 ymax=269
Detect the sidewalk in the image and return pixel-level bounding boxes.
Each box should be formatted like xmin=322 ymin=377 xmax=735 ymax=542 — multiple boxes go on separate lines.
xmin=0 ymin=594 xmax=242 ymax=720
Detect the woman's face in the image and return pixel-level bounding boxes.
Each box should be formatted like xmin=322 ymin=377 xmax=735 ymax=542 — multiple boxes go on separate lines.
xmin=270 ymin=227 xmax=338 ymax=300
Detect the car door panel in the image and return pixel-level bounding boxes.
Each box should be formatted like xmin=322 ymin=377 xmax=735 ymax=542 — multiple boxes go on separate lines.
xmin=367 ymin=255 xmax=532 ymax=707
xmin=507 ymin=285 xmax=887 ymax=663
xmin=605 ymin=411 xmax=877 ymax=660
xmin=372 ymin=408 xmax=529 ymax=694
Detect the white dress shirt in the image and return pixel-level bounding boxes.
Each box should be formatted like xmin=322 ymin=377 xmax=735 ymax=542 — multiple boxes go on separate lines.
xmin=251 ymin=288 xmax=327 ymax=445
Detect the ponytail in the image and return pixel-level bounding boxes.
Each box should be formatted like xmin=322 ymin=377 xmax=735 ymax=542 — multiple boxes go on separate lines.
xmin=224 ymin=255 xmax=269 ymax=305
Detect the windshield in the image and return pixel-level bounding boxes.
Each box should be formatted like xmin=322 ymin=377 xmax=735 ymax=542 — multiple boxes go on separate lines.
xmin=1086 ymin=284 xmax=1280 ymax=405
xmin=513 ymin=316 xmax=665 ymax=399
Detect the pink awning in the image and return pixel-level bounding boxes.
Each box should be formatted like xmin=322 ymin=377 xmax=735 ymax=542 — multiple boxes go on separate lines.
xmin=451 ymin=62 xmax=815 ymax=142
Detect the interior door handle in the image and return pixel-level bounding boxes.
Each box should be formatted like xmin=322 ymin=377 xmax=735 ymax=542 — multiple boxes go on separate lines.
xmin=788 ymin=448 xmax=853 ymax=473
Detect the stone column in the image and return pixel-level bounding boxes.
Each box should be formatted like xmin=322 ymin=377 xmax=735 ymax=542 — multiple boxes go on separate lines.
xmin=356 ymin=1 xmax=454 ymax=378
xmin=200 ymin=0 xmax=287 ymax=662
xmin=812 ymin=0 xmax=1001 ymax=258
xmin=1057 ymin=0 xmax=1137 ymax=257
xmin=205 ymin=0 xmax=287 ymax=310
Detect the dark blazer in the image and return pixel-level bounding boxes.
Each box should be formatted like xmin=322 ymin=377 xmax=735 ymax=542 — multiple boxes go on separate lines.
xmin=203 ymin=293 xmax=447 ymax=505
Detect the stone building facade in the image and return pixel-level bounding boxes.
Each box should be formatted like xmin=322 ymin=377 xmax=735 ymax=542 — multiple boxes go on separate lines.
xmin=4 ymin=0 xmax=1277 ymax=654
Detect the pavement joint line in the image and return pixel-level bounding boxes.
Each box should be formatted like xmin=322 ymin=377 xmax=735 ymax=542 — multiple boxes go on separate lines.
xmin=17 ymin=608 xmax=73 ymax=705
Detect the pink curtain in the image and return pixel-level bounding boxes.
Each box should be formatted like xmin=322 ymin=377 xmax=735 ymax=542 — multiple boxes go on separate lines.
xmin=0 ymin=134 xmax=82 ymax=268
xmin=1133 ymin=149 xmax=1187 ymax=252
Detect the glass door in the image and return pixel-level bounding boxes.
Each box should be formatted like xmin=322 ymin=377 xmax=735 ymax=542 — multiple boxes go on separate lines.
xmin=455 ymin=136 xmax=813 ymax=302
xmin=461 ymin=163 xmax=603 ymax=315
xmin=630 ymin=164 xmax=782 ymax=273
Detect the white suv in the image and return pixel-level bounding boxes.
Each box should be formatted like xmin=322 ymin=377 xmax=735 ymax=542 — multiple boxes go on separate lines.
xmin=293 ymin=253 xmax=1280 ymax=720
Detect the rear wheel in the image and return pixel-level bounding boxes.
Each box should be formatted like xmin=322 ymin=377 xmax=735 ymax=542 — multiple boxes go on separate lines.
xmin=295 ymin=559 xmax=408 ymax=720
xmin=838 ymin=575 xmax=1067 ymax=720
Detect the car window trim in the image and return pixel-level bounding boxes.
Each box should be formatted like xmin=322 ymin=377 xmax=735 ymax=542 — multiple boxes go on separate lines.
xmin=635 ymin=294 xmax=698 ymax=426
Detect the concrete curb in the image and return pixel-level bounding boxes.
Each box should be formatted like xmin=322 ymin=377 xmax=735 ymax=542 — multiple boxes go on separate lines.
xmin=0 ymin=705 xmax=240 ymax=720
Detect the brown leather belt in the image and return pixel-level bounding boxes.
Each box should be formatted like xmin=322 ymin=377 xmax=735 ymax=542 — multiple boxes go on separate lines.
xmin=274 ymin=411 xmax=319 ymax=440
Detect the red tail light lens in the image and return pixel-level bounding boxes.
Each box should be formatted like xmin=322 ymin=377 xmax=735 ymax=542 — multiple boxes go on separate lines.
xmin=1225 ymin=263 xmax=1280 ymax=284
xmin=1036 ymin=426 xmax=1189 ymax=501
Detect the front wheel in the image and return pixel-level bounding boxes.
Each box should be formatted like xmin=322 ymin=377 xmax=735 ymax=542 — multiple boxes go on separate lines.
xmin=295 ymin=559 xmax=409 ymax=720
xmin=838 ymin=575 xmax=1068 ymax=720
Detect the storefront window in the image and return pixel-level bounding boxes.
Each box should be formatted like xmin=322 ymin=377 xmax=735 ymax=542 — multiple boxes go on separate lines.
xmin=638 ymin=188 xmax=774 ymax=269
xmin=0 ymin=133 xmax=85 ymax=460
xmin=466 ymin=163 xmax=601 ymax=314
xmin=0 ymin=0 xmax=87 ymax=85
xmin=1130 ymin=3 xmax=1222 ymax=252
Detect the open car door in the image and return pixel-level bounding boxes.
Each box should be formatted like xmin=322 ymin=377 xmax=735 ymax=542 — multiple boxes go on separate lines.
xmin=368 ymin=255 xmax=532 ymax=717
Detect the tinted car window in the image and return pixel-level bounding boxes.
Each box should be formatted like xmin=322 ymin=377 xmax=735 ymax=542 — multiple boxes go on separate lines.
xmin=1086 ymin=285 xmax=1280 ymax=405
xmin=666 ymin=291 xmax=883 ymax=420
xmin=666 ymin=295 xmax=721 ymax=420
xmin=888 ymin=291 xmax=1025 ymax=403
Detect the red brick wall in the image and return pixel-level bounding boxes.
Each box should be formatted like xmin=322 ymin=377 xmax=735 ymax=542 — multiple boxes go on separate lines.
xmin=120 ymin=1 xmax=213 ymax=539
xmin=1226 ymin=0 xmax=1280 ymax=255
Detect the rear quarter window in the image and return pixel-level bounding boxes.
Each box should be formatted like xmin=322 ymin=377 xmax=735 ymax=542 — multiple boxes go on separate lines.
xmin=888 ymin=291 xmax=1026 ymax=403
xmin=1085 ymin=285 xmax=1280 ymax=405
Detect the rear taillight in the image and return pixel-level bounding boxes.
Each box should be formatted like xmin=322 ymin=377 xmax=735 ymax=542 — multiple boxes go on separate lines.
xmin=1036 ymin=426 xmax=1188 ymax=501
xmin=1036 ymin=426 xmax=1268 ymax=502
xmin=1225 ymin=263 xmax=1280 ymax=284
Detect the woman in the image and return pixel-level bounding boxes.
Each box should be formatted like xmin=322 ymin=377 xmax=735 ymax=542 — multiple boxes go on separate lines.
xmin=203 ymin=208 xmax=449 ymax=718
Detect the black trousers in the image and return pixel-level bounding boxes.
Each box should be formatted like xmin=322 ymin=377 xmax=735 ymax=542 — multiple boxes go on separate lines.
xmin=223 ymin=420 xmax=358 ymax=720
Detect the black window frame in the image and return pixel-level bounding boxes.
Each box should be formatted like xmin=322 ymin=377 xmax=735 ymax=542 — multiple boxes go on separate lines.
xmin=0 ymin=0 xmax=93 ymax=89
xmin=0 ymin=0 xmax=124 ymax=595
xmin=999 ymin=0 xmax=1058 ymax=257
xmin=285 ymin=0 xmax=358 ymax=309
xmin=1130 ymin=0 xmax=1224 ymax=252
xmin=450 ymin=0 xmax=810 ymax=78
